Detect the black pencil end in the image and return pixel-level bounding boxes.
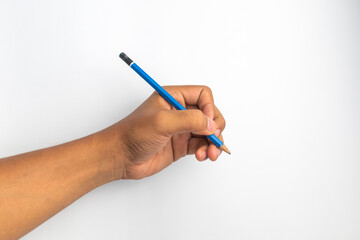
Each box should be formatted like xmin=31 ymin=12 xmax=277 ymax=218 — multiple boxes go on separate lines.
xmin=119 ymin=52 xmax=133 ymax=66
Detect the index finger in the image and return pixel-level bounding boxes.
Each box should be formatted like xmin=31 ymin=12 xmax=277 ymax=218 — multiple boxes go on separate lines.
xmin=163 ymin=85 xmax=215 ymax=120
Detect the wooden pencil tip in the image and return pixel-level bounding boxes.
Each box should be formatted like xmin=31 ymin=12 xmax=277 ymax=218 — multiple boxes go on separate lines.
xmin=220 ymin=145 xmax=231 ymax=155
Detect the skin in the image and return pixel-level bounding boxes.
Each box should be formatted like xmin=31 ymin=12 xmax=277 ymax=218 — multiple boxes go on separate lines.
xmin=0 ymin=85 xmax=226 ymax=240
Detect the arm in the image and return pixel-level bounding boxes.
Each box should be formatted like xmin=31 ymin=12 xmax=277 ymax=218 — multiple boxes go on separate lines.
xmin=0 ymin=85 xmax=226 ymax=239
xmin=0 ymin=132 xmax=117 ymax=239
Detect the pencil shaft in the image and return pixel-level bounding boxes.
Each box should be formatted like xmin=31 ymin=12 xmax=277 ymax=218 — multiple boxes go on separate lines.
xmin=131 ymin=63 xmax=186 ymax=111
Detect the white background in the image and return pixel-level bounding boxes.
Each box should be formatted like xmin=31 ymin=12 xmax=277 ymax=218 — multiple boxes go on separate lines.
xmin=1 ymin=0 xmax=359 ymax=239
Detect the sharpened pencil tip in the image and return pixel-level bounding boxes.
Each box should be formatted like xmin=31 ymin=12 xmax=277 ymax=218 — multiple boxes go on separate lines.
xmin=119 ymin=52 xmax=133 ymax=66
xmin=220 ymin=145 xmax=231 ymax=155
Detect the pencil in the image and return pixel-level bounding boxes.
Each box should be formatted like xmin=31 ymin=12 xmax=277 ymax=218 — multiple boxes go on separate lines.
xmin=119 ymin=52 xmax=230 ymax=155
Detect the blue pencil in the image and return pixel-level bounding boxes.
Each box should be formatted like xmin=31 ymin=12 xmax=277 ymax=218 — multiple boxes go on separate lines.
xmin=119 ymin=52 xmax=230 ymax=154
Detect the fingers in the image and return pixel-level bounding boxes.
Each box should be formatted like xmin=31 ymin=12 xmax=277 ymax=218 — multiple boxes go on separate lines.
xmin=195 ymin=143 xmax=209 ymax=161
xmin=189 ymin=105 xmax=226 ymax=138
xmin=188 ymin=129 xmax=224 ymax=162
xmin=150 ymin=85 xmax=227 ymax=162
xmin=162 ymin=85 xmax=215 ymax=120
xmin=214 ymin=105 xmax=226 ymax=132
xmin=154 ymin=109 xmax=216 ymax=136
xmin=187 ymin=137 xmax=208 ymax=160
xmin=154 ymin=85 xmax=226 ymax=133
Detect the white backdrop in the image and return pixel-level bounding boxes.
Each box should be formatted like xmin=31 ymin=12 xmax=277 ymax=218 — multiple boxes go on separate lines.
xmin=1 ymin=0 xmax=359 ymax=239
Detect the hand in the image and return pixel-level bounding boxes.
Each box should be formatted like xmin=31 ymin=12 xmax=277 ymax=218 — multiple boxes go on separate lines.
xmin=102 ymin=85 xmax=227 ymax=180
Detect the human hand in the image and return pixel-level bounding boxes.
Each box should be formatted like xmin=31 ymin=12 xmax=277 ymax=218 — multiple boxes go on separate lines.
xmin=101 ymin=85 xmax=226 ymax=180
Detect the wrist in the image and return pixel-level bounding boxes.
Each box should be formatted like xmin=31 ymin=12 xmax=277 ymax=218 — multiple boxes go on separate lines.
xmin=91 ymin=125 xmax=126 ymax=182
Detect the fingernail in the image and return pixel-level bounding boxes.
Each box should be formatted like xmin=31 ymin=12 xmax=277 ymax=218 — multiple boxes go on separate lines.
xmin=208 ymin=119 xmax=215 ymax=132
xmin=215 ymin=129 xmax=221 ymax=137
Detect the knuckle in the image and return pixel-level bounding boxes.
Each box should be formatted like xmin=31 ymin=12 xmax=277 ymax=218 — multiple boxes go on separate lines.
xmin=202 ymin=85 xmax=212 ymax=94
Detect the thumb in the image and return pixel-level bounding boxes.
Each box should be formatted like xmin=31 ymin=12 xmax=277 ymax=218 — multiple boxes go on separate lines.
xmin=155 ymin=109 xmax=216 ymax=136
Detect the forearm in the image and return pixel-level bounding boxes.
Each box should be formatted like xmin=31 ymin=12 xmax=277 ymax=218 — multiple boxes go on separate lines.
xmin=0 ymin=129 xmax=122 ymax=240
